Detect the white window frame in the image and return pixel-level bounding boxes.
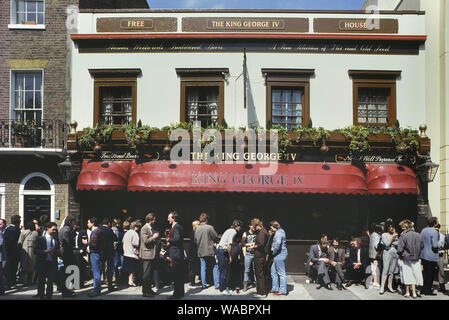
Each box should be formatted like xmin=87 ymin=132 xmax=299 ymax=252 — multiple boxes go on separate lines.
xmin=19 ymin=172 xmax=55 ymax=225
xmin=9 ymin=0 xmax=46 ymax=30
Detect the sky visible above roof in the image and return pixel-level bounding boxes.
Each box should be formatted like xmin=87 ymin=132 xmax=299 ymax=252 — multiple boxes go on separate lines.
xmin=146 ymin=0 xmax=365 ymax=10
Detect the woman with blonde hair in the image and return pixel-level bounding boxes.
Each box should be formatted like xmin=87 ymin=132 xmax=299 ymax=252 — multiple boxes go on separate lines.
xmin=397 ymin=219 xmax=424 ymax=298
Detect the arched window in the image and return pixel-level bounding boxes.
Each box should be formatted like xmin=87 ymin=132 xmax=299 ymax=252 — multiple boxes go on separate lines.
xmin=24 ymin=176 xmax=51 ymax=190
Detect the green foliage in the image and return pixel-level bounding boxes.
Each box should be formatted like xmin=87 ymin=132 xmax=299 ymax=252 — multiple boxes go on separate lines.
xmin=270 ymin=124 xmax=292 ymax=157
xmin=367 ymin=125 xmax=419 ymax=155
xmin=336 ymin=126 xmax=370 ymax=156
xmin=77 ymin=123 xmax=115 ymax=151
xmin=294 ymin=127 xmax=330 ymax=146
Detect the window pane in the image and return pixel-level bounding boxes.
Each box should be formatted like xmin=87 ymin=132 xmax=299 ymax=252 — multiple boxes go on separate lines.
xmin=378 ymin=104 xmax=387 ymax=110
xmin=25 ymin=91 xmax=34 ymax=108
xmin=292 ymin=90 xmax=302 ymax=102
xmin=358 ymin=117 xmax=366 ymax=123
xmin=378 ymin=110 xmax=387 ymax=117
xmin=378 ymin=118 xmax=387 ymax=123
xmin=368 ymin=118 xmax=377 ymax=123
xmin=25 ymin=74 xmax=34 ymax=90
xmin=35 ymin=91 xmax=42 ymax=108
xmin=15 ymin=91 xmax=23 ymax=109
xmin=27 ymin=1 xmax=37 ymax=12
xmin=37 ymin=1 xmax=44 ymax=12
xmin=37 ymin=12 xmax=44 ymax=24
xmin=18 ymin=0 xmax=26 ymax=12
xmin=27 ymin=12 xmax=36 ymax=22
xmin=15 ymin=74 xmax=25 ymax=90
xmin=358 ymin=110 xmax=367 ymax=117
xmin=35 ymin=73 xmax=42 ymax=91
xmin=272 ymin=89 xmax=281 ymax=102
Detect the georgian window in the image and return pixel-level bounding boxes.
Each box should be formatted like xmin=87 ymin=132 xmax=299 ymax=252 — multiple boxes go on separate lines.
xmin=349 ymin=70 xmax=400 ymax=127
xmin=11 ymin=70 xmax=43 ymax=124
xmin=89 ymin=69 xmax=140 ymax=126
xmin=11 ymin=0 xmax=45 ymax=25
xmin=262 ymin=69 xmax=313 ymax=129
xmin=176 ymin=68 xmax=226 ymax=128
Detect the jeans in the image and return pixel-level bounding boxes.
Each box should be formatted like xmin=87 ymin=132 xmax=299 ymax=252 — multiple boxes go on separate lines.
xmin=213 ymin=260 xmax=219 ymax=288
xmin=244 ymin=252 xmax=255 ymax=283
xmin=90 ymin=252 xmax=102 ymax=293
xmin=216 ymin=249 xmax=228 ymax=291
xmin=200 ymin=256 xmax=216 ymax=288
xmin=271 ymin=252 xmax=288 ymax=294
xmin=113 ymin=251 xmax=121 ymax=277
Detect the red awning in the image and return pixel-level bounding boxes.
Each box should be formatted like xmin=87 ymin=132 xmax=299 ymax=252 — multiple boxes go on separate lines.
xmin=365 ymin=164 xmax=418 ymax=195
xmin=77 ymin=160 xmax=131 ymax=191
xmin=127 ymin=161 xmax=367 ymax=194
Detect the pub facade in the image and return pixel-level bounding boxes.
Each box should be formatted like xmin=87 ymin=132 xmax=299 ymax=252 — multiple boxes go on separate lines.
xmin=67 ymin=7 xmax=435 ymax=273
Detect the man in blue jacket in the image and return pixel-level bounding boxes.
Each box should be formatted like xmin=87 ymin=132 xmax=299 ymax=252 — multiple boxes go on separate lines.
xmin=420 ymin=217 xmax=440 ymax=295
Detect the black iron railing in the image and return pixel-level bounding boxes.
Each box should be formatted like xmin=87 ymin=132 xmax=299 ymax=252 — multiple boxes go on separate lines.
xmin=0 ymin=119 xmax=68 ymax=149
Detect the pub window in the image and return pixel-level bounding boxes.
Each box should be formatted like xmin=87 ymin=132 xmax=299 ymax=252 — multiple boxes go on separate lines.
xmin=12 ymin=0 xmax=45 ymax=25
xmin=89 ymin=69 xmax=140 ymax=126
xmin=11 ymin=70 xmax=43 ymax=124
xmin=349 ymin=70 xmax=400 ymax=127
xmin=176 ymin=68 xmax=226 ymax=128
xmin=262 ymin=69 xmax=314 ymax=129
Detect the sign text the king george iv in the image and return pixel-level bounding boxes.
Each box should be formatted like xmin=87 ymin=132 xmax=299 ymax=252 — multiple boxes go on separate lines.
xmin=192 ymin=173 xmax=303 ymax=186
xmin=207 ymin=19 xmax=285 ymax=30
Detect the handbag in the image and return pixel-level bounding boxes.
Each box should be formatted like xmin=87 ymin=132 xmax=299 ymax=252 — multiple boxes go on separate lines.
xmin=375 ymin=237 xmax=384 ymax=261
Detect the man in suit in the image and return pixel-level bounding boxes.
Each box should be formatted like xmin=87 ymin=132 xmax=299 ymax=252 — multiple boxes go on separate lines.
xmin=35 ymin=222 xmax=61 ymax=300
xmin=345 ymin=237 xmax=369 ymax=288
xmin=4 ymin=215 xmax=21 ymax=290
xmin=328 ymin=238 xmax=346 ymax=290
xmin=59 ymin=215 xmax=77 ymax=297
xmin=99 ymin=218 xmax=117 ymax=292
xmin=0 ymin=219 xmax=6 ymax=295
xmin=194 ymin=213 xmax=219 ymax=289
xmin=307 ymin=239 xmax=333 ymax=290
xmin=166 ymin=211 xmax=185 ymax=299
xmin=420 ymin=216 xmax=440 ymax=295
xmin=140 ymin=212 xmax=160 ymax=297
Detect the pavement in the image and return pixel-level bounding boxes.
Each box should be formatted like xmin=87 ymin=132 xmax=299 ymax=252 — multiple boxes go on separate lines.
xmin=1 ymin=275 xmax=449 ymax=300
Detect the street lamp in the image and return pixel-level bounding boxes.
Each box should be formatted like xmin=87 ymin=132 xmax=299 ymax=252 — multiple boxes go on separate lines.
xmin=58 ymin=154 xmax=73 ymax=182
xmin=417 ymin=157 xmax=439 ymax=183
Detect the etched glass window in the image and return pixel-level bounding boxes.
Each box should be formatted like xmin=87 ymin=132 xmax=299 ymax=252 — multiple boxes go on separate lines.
xmin=357 ymin=88 xmax=389 ymax=125
xmin=186 ymin=87 xmax=219 ymax=128
xmin=99 ymin=86 xmax=132 ymax=125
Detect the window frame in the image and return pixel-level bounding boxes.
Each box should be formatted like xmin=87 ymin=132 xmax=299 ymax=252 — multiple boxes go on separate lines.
xmin=9 ymin=0 xmax=46 ymax=28
xmin=176 ymin=69 xmax=227 ymax=127
xmin=10 ymin=69 xmax=44 ymax=123
xmin=89 ymin=69 xmax=141 ymax=127
xmin=349 ymin=70 xmax=400 ymax=127
xmin=263 ymin=69 xmax=313 ymax=129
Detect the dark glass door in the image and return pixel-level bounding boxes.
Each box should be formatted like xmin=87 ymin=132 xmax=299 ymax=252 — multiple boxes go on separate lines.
xmin=24 ymin=195 xmax=50 ymax=225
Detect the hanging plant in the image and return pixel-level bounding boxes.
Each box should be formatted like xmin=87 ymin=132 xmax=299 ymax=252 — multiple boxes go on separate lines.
xmin=294 ymin=127 xmax=330 ymax=146
xmin=270 ymin=124 xmax=292 ymax=158
xmin=336 ymin=125 xmax=370 ymax=156
xmin=77 ymin=123 xmax=115 ymax=151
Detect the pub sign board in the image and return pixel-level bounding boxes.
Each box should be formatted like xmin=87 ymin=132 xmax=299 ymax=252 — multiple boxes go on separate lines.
xmin=314 ymin=18 xmax=399 ymax=33
xmin=76 ymin=39 xmax=421 ymax=55
xmin=182 ymin=17 xmax=309 ymax=33
xmin=97 ymin=17 xmax=177 ymax=32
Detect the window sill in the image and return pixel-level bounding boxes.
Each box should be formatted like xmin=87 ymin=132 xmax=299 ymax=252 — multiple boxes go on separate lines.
xmin=8 ymin=24 xmax=46 ymax=30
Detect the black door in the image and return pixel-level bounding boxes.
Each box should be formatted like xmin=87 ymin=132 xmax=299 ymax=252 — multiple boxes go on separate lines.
xmin=24 ymin=195 xmax=50 ymax=226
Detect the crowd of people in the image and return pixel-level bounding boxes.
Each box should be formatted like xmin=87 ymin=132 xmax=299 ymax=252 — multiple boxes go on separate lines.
xmin=0 ymin=211 xmax=288 ymax=299
xmin=306 ymin=217 xmax=449 ymax=298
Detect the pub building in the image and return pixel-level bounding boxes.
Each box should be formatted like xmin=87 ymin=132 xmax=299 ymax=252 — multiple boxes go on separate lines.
xmin=66 ymin=5 xmax=438 ymax=273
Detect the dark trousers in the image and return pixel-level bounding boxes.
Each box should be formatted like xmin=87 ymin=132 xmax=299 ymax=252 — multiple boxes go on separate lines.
xmin=103 ymin=254 xmax=114 ymax=287
xmin=266 ymin=256 xmax=274 ymax=291
xmin=5 ymin=256 xmax=18 ymax=288
xmin=312 ymin=261 xmax=331 ymax=285
xmin=254 ymin=252 xmax=266 ymax=295
xmin=227 ymin=261 xmax=243 ymax=290
xmin=330 ymin=264 xmax=345 ymax=285
xmin=37 ymin=261 xmax=57 ymax=299
xmin=171 ymin=258 xmax=185 ymax=297
xmin=188 ymin=257 xmax=200 ymax=284
xmin=345 ymin=265 xmax=366 ymax=283
xmin=74 ymin=253 xmax=87 ymax=287
xmin=0 ymin=261 xmax=4 ymax=295
xmin=61 ymin=253 xmax=76 ymax=295
xmin=422 ymin=259 xmax=438 ymax=294
xmin=216 ymin=249 xmax=228 ymax=291
xmin=142 ymin=259 xmax=156 ymax=293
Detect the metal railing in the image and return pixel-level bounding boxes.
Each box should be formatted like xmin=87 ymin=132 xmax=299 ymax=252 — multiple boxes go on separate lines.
xmin=0 ymin=119 xmax=68 ymax=149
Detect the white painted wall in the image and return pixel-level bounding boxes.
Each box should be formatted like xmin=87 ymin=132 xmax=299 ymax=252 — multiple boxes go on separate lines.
xmin=71 ymin=45 xmax=426 ymax=131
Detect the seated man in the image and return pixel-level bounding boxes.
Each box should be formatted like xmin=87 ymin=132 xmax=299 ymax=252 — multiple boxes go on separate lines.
xmin=328 ymin=238 xmax=346 ymax=291
xmin=345 ymin=237 xmax=369 ymax=289
xmin=307 ymin=239 xmax=332 ymax=290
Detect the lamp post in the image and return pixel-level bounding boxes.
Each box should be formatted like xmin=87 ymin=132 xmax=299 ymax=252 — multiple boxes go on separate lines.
xmin=416 ymin=156 xmax=439 ymax=230
xmin=58 ymin=154 xmax=73 ymax=182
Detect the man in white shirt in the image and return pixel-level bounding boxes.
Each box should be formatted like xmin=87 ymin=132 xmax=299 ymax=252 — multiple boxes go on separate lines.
xmin=216 ymin=219 xmax=243 ymax=295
